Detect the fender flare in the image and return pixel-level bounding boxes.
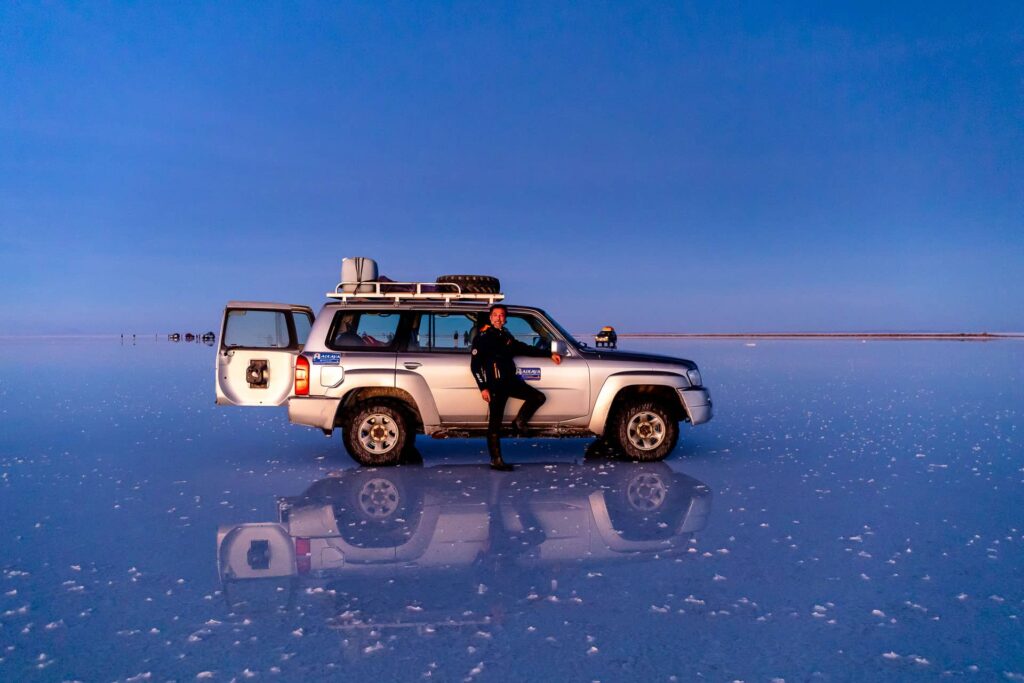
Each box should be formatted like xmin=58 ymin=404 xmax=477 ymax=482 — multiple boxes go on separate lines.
xmin=588 ymin=371 xmax=689 ymax=436
xmin=331 ymin=370 xmax=437 ymax=432
xmin=394 ymin=369 xmax=441 ymax=430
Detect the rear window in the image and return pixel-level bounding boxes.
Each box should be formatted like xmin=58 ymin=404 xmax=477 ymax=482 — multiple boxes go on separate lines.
xmin=326 ymin=311 xmax=401 ymax=351
xmin=294 ymin=312 xmax=313 ymax=345
xmin=223 ymin=310 xmax=292 ymax=348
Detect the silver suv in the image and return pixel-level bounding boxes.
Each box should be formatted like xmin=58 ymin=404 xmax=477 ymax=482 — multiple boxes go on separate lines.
xmin=215 ymin=275 xmax=712 ymax=465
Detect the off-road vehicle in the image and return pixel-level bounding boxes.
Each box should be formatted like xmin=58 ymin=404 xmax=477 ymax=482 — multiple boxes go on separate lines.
xmin=215 ymin=265 xmax=712 ymax=465
xmin=594 ymin=325 xmax=618 ymax=348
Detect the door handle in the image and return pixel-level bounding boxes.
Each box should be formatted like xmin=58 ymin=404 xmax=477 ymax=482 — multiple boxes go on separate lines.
xmin=404 ymin=362 xmax=422 ymax=370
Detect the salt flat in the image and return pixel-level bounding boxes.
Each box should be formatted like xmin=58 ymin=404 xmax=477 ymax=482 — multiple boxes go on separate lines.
xmin=0 ymin=337 xmax=1021 ymax=681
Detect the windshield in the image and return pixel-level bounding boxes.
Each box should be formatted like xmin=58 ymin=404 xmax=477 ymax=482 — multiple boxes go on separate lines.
xmin=539 ymin=310 xmax=585 ymax=349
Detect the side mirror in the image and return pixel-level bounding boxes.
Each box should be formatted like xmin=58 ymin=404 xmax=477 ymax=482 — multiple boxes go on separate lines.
xmin=551 ymin=340 xmax=569 ymax=356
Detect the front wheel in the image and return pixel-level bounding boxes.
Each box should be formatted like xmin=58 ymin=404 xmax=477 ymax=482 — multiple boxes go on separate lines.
xmin=343 ymin=402 xmax=410 ymax=466
xmin=610 ymin=399 xmax=679 ymax=461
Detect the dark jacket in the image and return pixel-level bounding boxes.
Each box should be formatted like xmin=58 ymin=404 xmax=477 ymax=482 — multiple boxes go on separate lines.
xmin=470 ymin=325 xmax=549 ymax=390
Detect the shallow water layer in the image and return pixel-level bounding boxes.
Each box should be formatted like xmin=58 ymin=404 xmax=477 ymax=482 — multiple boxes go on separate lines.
xmin=0 ymin=337 xmax=1021 ymax=681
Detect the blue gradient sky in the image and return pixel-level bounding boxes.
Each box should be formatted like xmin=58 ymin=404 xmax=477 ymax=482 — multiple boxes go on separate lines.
xmin=1 ymin=2 xmax=1021 ymax=334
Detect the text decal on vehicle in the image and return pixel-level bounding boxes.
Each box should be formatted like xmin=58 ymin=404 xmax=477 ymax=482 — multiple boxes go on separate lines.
xmin=311 ymin=352 xmax=341 ymax=365
xmin=517 ymin=368 xmax=541 ymax=381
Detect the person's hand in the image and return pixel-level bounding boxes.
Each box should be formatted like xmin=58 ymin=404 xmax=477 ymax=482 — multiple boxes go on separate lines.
xmin=481 ymin=389 xmax=491 ymax=403
xmin=551 ymin=354 xmax=562 ymax=365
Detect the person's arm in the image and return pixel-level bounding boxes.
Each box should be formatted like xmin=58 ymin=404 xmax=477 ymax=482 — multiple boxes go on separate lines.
xmin=470 ymin=332 xmax=490 ymax=399
xmin=509 ymin=336 xmax=562 ymax=364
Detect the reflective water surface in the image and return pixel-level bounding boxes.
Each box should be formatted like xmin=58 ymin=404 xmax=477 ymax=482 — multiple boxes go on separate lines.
xmin=0 ymin=338 xmax=1021 ymax=681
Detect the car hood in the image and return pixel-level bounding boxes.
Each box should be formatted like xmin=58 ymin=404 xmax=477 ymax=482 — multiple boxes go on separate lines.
xmin=581 ymin=348 xmax=697 ymax=370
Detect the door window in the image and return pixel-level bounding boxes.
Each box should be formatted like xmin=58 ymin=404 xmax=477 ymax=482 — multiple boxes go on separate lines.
xmin=224 ymin=310 xmax=292 ymax=349
xmin=503 ymin=314 xmax=553 ymax=351
xmin=327 ymin=311 xmax=401 ymax=351
xmin=406 ymin=312 xmax=478 ymax=352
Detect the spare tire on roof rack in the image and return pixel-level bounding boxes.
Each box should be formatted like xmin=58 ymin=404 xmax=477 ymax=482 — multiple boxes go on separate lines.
xmin=436 ymin=274 xmax=500 ymax=294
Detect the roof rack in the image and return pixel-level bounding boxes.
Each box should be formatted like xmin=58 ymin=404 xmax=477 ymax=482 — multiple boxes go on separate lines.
xmin=326 ymin=281 xmax=505 ymax=305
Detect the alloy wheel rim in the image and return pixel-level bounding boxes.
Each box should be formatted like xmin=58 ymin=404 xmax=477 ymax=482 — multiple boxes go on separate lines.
xmin=626 ymin=411 xmax=666 ymax=451
xmin=358 ymin=414 xmax=398 ymax=454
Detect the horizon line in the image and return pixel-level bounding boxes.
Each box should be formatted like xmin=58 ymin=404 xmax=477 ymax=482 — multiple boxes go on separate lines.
xmin=2 ymin=331 xmax=1023 ymax=341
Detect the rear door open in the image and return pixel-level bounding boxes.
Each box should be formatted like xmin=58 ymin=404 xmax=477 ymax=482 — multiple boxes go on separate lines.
xmin=216 ymin=301 xmax=314 ymax=406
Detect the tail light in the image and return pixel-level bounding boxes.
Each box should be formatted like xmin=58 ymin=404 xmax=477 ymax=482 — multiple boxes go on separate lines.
xmin=295 ymin=537 xmax=311 ymax=574
xmin=294 ymin=356 xmax=310 ymax=396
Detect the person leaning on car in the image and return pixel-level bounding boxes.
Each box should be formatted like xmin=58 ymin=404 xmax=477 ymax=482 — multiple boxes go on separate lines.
xmin=471 ymin=304 xmax=561 ymax=470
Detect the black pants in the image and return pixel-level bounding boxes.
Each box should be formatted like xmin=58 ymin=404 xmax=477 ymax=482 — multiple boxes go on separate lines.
xmin=487 ymin=379 xmax=546 ymax=437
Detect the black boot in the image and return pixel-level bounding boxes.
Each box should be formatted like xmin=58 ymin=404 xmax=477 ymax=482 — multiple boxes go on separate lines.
xmin=488 ymin=435 xmax=514 ymax=471
xmin=511 ymin=417 xmax=529 ymax=437
xmin=512 ymin=392 xmax=544 ymax=437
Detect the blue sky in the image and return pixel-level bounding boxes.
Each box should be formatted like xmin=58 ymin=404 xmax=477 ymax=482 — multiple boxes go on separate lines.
xmin=1 ymin=1 xmax=1021 ymax=334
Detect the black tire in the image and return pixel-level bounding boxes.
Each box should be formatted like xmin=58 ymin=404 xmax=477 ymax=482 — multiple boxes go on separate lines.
xmin=610 ymin=399 xmax=679 ymax=462
xmin=342 ymin=401 xmax=410 ymax=466
xmin=436 ymin=274 xmax=501 ymax=294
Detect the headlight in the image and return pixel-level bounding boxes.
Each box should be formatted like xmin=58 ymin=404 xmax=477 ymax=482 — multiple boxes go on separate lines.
xmin=686 ymin=368 xmax=702 ymax=387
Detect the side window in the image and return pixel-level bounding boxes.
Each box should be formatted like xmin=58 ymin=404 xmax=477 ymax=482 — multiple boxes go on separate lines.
xmin=224 ymin=310 xmax=292 ymax=348
xmin=504 ymin=314 xmax=552 ymax=350
xmin=327 ymin=311 xmax=401 ymax=351
xmin=294 ymin=312 xmax=313 ymax=346
xmin=407 ymin=312 xmax=477 ymax=352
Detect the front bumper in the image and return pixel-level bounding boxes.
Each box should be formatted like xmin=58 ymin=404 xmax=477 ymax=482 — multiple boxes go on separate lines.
xmin=288 ymin=396 xmax=342 ymax=431
xmin=678 ymin=388 xmax=713 ymax=425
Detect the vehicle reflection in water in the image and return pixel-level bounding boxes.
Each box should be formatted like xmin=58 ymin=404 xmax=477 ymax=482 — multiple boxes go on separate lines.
xmin=217 ymin=454 xmax=712 ymax=641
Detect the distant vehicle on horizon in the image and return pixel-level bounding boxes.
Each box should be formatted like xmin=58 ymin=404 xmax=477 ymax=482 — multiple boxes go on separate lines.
xmin=594 ymin=325 xmax=617 ymax=348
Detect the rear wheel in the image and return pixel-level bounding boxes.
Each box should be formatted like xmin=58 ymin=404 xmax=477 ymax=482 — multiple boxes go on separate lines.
xmin=343 ymin=402 xmax=410 ymax=466
xmin=610 ymin=399 xmax=679 ymax=461
xmin=436 ymin=274 xmax=501 ymax=294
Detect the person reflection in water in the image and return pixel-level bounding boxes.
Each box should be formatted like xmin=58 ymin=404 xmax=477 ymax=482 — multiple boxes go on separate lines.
xmin=470 ymin=304 xmax=562 ymax=471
